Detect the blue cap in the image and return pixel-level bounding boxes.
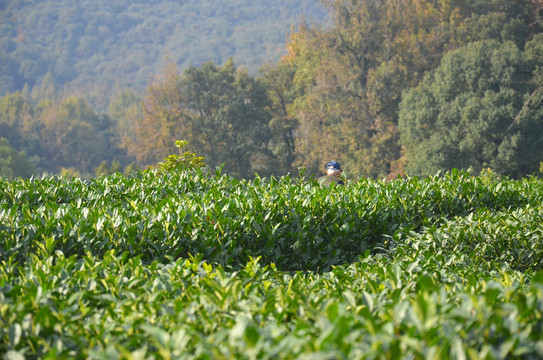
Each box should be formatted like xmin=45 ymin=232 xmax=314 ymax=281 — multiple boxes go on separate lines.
xmin=326 ymin=161 xmax=341 ymax=171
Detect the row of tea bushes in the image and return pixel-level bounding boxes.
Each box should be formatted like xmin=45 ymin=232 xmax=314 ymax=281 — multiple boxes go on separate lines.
xmin=2 ymin=249 xmax=543 ymax=358
xmin=2 ymin=169 xmax=543 ymax=358
xmin=1 ymin=169 xmax=539 ymax=271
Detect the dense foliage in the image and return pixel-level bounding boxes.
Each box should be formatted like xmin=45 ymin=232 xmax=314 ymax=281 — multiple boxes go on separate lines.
xmin=278 ymin=0 xmax=542 ymax=179
xmin=126 ymin=60 xmax=273 ymax=178
xmin=0 ymin=92 xmax=131 ymax=178
xmin=399 ymin=37 xmax=543 ymax=178
xmin=0 ymin=0 xmax=327 ymax=104
xmin=1 ymin=169 xmax=543 ymax=358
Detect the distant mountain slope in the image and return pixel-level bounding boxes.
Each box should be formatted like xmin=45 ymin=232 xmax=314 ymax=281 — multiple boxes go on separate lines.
xmin=0 ymin=0 xmax=327 ymax=98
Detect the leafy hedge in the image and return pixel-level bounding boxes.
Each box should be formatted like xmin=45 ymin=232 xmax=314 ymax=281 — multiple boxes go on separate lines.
xmin=1 ymin=169 xmax=543 ymax=358
xmin=1 ymin=169 xmax=536 ymax=271
xmin=2 ymin=249 xmax=543 ymax=358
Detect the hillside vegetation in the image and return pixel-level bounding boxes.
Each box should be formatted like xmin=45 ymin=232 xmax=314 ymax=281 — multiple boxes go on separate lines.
xmin=1 ymin=0 xmax=543 ymax=183
xmin=1 ymin=169 xmax=543 ymax=358
xmin=0 ymin=0 xmax=327 ymax=100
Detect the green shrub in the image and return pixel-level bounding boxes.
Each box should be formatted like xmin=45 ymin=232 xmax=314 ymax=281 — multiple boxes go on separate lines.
xmin=2 ymin=170 xmax=543 ymax=358
xmin=158 ymin=140 xmax=205 ymax=172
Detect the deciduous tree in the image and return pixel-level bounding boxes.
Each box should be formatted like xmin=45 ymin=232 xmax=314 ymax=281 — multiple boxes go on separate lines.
xmin=279 ymin=0 xmax=541 ymax=179
xmin=38 ymin=97 xmax=117 ymax=176
xmin=128 ymin=59 xmax=273 ymax=178
xmin=0 ymin=137 xmax=34 ymax=179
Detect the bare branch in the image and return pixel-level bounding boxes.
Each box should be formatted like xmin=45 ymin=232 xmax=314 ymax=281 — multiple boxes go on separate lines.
xmin=507 ymin=84 xmax=543 ymax=131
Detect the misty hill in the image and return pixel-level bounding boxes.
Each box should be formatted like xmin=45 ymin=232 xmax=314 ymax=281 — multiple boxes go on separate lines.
xmin=0 ymin=0 xmax=327 ymax=102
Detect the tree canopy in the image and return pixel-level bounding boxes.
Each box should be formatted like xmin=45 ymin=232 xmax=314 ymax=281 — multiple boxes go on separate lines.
xmin=399 ymin=37 xmax=543 ymax=178
xmin=268 ymin=0 xmax=542 ymax=178
xmin=127 ymin=59 xmax=273 ymax=178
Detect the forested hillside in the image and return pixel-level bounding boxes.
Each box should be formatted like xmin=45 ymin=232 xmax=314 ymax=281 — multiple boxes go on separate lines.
xmin=1 ymin=0 xmax=543 ymax=181
xmin=0 ymin=0 xmax=327 ymax=107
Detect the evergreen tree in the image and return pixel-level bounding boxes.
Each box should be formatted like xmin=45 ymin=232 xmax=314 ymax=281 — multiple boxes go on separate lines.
xmin=398 ymin=38 xmax=543 ymax=178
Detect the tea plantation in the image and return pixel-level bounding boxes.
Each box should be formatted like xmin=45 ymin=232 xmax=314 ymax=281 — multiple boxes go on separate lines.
xmin=1 ymin=169 xmax=542 ymax=359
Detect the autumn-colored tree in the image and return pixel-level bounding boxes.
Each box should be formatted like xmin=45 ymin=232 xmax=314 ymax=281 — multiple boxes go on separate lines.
xmin=124 ymin=63 xmax=188 ymax=167
xmin=128 ymin=59 xmax=273 ymax=178
xmin=285 ymin=0 xmax=410 ymax=177
xmin=37 ymin=97 xmax=118 ymax=176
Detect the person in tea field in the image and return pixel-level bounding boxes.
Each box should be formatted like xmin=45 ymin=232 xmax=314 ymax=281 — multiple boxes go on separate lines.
xmin=318 ymin=160 xmax=345 ymax=187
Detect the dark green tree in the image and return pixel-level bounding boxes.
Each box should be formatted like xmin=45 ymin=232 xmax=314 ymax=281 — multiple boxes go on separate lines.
xmin=398 ymin=38 xmax=543 ymax=178
xmin=108 ymin=88 xmax=142 ymax=147
xmin=182 ymin=58 xmax=272 ymax=178
xmin=259 ymin=64 xmax=298 ymax=175
xmin=38 ymin=97 xmax=122 ymax=176
xmin=0 ymin=91 xmax=34 ymax=149
xmin=0 ymin=137 xmax=34 ymax=179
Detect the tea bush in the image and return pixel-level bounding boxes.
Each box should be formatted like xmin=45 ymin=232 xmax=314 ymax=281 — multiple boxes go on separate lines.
xmin=0 ymin=169 xmax=534 ymax=271
xmin=1 ymin=169 xmax=543 ymax=359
